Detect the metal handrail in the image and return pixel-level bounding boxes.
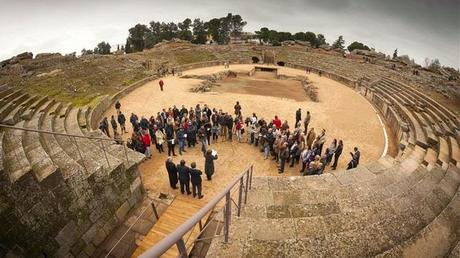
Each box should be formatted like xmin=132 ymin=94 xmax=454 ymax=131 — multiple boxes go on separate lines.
xmin=0 ymin=123 xmax=123 ymax=142
xmin=139 ymin=164 xmax=254 ymax=258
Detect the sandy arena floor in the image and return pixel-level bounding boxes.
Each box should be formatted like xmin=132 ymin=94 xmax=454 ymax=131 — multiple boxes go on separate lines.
xmin=103 ymin=64 xmax=386 ymax=200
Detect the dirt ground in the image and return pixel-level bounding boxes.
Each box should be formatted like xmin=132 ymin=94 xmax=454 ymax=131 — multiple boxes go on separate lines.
xmin=103 ymin=64 xmax=387 ymax=201
xmin=216 ymin=72 xmax=307 ymax=101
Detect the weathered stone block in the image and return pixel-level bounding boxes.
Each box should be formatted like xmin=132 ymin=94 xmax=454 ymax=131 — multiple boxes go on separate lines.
xmin=115 ymin=201 xmax=130 ymax=222
xmin=92 ymin=228 xmax=108 ymax=246
xmin=83 ymin=243 xmax=96 ymax=257
xmin=55 ymin=220 xmax=79 ymax=248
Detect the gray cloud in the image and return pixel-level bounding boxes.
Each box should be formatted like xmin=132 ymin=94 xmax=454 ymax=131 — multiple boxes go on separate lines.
xmin=0 ymin=0 xmax=458 ymax=67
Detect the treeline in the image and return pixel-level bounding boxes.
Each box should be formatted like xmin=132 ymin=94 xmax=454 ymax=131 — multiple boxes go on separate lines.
xmin=255 ymin=27 xmax=371 ymax=52
xmin=124 ymin=13 xmax=247 ymax=53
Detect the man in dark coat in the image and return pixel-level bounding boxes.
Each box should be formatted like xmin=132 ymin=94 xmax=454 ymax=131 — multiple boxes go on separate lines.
xmin=190 ymin=162 xmax=204 ymax=199
xmin=165 ymin=157 xmax=178 ymax=189
xmin=177 ymin=160 xmax=191 ymax=195
xmin=347 ymin=147 xmax=360 ymax=170
xmin=204 ymin=149 xmax=218 ymax=180
xmin=331 ymin=140 xmax=343 ymax=170
xmin=295 ymin=108 xmax=301 ymax=127
xmin=278 ymin=142 xmax=289 ymax=173
xmin=117 ymin=111 xmax=127 ymax=133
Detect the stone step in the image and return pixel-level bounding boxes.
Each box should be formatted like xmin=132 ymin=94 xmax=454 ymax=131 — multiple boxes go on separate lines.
xmin=231 ymin=165 xmax=457 ymax=257
xmin=382 ymin=77 xmax=459 ymax=130
xmin=39 ymin=103 xmax=89 ymax=180
xmin=2 ymin=95 xmax=40 ymax=125
xmin=0 ymin=93 xmax=30 ymax=122
xmin=2 ymin=121 xmax=32 ymax=183
xmin=22 ymin=102 xmax=61 ymax=182
xmin=0 ymin=87 xmax=14 ymax=99
xmin=0 ymin=131 xmax=4 ymax=174
xmin=423 ymin=148 xmax=438 ymax=168
xmin=377 ymin=172 xmax=460 ymax=257
xmin=21 ymin=96 xmax=49 ymax=121
xmin=0 ymin=89 xmax=22 ymax=106
xmin=53 ymin=106 xmax=104 ymax=176
xmin=65 ymin=108 xmax=123 ymax=173
xmin=449 ymin=241 xmax=460 ymax=258
xmin=449 ymin=136 xmax=460 ymax=167
xmin=438 ymin=137 xmax=451 ymax=169
xmin=87 ymin=129 xmax=145 ymax=170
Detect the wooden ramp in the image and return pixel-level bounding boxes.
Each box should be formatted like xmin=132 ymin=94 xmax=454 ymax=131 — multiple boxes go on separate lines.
xmin=132 ymin=196 xmax=212 ymax=257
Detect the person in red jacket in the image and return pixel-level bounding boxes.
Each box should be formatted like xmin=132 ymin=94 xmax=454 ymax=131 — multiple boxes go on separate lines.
xmin=272 ymin=115 xmax=282 ymax=129
xmin=142 ymin=132 xmax=152 ymax=159
xmin=159 ymin=79 xmax=164 ymax=91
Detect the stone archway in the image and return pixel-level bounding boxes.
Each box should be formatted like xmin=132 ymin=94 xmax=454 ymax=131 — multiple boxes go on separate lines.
xmin=252 ymin=56 xmax=260 ymax=64
xmin=277 ymin=61 xmax=285 ymax=66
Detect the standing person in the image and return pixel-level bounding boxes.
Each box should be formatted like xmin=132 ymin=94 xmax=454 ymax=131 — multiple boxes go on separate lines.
xmin=318 ymin=129 xmax=326 ymax=155
xmin=110 ymin=115 xmax=118 ymax=135
xmin=331 ymin=140 xmax=343 ymax=170
xmin=190 ymin=162 xmax=204 ymax=199
xmin=295 ymin=108 xmax=302 ymax=127
xmin=130 ymin=113 xmax=139 ymax=132
xmin=100 ymin=117 xmax=110 ymax=137
xmin=177 ymin=160 xmax=191 ymax=195
xmin=235 ymin=118 xmax=243 ymax=143
xmin=117 ymin=112 xmax=127 ymax=134
xmin=165 ymin=157 xmax=178 ymax=189
xmin=306 ymin=128 xmax=316 ymax=149
xmin=278 ymin=142 xmax=289 ymax=173
xmin=272 ymin=115 xmax=282 ymax=130
xmin=115 ymin=100 xmax=121 ymax=113
xmin=165 ymin=124 xmax=176 ymax=156
xmin=211 ymin=123 xmax=219 ymax=142
xmin=198 ymin=126 xmax=207 ymax=154
xmin=204 ymin=149 xmax=218 ymax=180
xmin=347 ymin=147 xmax=361 ymax=170
xmin=155 ymin=128 xmax=165 ymax=153
xmin=289 ymin=141 xmax=300 ymax=167
xmin=159 ymin=79 xmax=164 ymax=91
xmin=326 ymin=139 xmax=337 ymax=166
xmin=176 ymin=126 xmax=186 ymax=155
xmin=142 ymin=131 xmax=152 ymax=159
xmin=303 ymin=111 xmax=311 ymax=134
xmin=234 ymin=101 xmax=242 ymax=116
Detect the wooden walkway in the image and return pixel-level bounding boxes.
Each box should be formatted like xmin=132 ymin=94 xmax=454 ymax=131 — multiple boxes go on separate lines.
xmin=132 ymin=196 xmax=212 ymax=257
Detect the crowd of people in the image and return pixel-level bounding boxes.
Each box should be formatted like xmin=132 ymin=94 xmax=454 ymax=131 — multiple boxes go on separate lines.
xmin=99 ymin=99 xmax=361 ymax=195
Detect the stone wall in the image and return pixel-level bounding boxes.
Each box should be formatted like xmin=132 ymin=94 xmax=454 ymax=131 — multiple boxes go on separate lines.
xmin=0 ymin=158 xmax=144 ymax=257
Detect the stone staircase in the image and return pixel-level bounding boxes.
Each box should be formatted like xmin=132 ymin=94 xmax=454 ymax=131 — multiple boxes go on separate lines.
xmin=207 ymin=76 xmax=459 ymax=257
xmin=0 ymin=87 xmax=145 ymax=257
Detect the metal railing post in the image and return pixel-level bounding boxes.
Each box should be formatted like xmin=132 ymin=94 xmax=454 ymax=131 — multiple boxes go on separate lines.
xmin=100 ymin=140 xmax=110 ymax=168
xmin=151 ymin=201 xmax=159 ymax=220
xmin=176 ymin=238 xmax=187 ymax=258
xmin=224 ymin=191 xmax=231 ymax=243
xmin=237 ymin=177 xmax=243 ymax=217
xmin=249 ymin=165 xmax=253 ymax=189
xmin=244 ymin=169 xmax=250 ymax=204
xmin=71 ymin=136 xmax=89 ymax=175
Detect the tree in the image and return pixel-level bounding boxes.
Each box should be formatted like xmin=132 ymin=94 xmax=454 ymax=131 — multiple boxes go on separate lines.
xmin=304 ymin=32 xmax=317 ymax=47
xmin=94 ymin=41 xmax=111 ymax=55
xmin=81 ymin=48 xmax=94 ymax=55
xmin=229 ymin=14 xmax=247 ymax=38
xmin=192 ymin=18 xmax=207 ymax=44
xmin=159 ymin=22 xmax=178 ymax=41
xmin=205 ymin=18 xmax=222 ymax=44
xmin=125 ymin=38 xmax=133 ymax=53
xmin=393 ymin=49 xmax=398 ymax=59
xmin=424 ymin=58 xmax=441 ymax=70
xmin=332 ymin=35 xmax=345 ymax=50
xmin=347 ymin=41 xmax=370 ymax=52
xmin=255 ymin=27 xmax=270 ymax=43
xmin=128 ymin=24 xmax=150 ymax=52
xmin=178 ymin=18 xmax=193 ymax=41
xmin=316 ymin=34 xmax=326 ymax=47
xmin=294 ymin=32 xmax=306 ymax=41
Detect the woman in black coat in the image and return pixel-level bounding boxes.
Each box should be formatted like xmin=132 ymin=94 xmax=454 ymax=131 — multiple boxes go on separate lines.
xmin=204 ymin=149 xmax=218 ymax=180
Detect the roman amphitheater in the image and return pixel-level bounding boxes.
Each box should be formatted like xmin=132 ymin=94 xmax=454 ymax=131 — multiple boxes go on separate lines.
xmin=0 ymin=43 xmax=459 ymax=258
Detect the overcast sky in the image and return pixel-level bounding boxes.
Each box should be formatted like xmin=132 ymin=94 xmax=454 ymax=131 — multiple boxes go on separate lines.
xmin=1 ymin=0 xmax=459 ymax=68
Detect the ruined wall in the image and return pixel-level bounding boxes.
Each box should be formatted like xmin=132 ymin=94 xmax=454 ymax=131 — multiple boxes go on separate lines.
xmin=0 ymin=163 xmax=144 ymax=257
